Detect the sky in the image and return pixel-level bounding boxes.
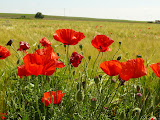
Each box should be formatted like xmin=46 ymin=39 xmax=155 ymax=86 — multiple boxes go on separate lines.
xmin=0 ymin=0 xmax=160 ymax=21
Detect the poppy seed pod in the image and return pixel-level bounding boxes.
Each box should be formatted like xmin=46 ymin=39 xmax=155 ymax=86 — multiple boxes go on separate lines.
xmin=91 ymin=98 xmax=97 ymax=109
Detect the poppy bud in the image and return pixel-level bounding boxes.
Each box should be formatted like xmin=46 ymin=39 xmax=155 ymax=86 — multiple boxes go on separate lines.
xmin=38 ymin=44 xmax=40 ymax=49
xmin=91 ymin=98 xmax=97 ymax=109
xmin=57 ymin=53 xmax=59 ymax=56
xmin=82 ymin=81 xmax=86 ymax=89
xmin=94 ymin=76 xmax=99 ymax=85
xmin=117 ymin=55 xmax=122 ymax=61
xmin=136 ymin=93 xmax=142 ymax=97
xmin=119 ymin=41 xmax=121 ymax=45
xmin=17 ymin=58 xmax=20 ymax=65
xmin=6 ymin=39 xmax=13 ymax=46
xmin=77 ymin=83 xmax=80 ymax=90
xmin=112 ymin=79 xmax=116 ymax=83
xmin=73 ymin=71 xmax=75 ymax=76
xmin=88 ymin=56 xmax=91 ymax=61
xmin=76 ymin=90 xmax=84 ymax=102
xmin=79 ymin=44 xmax=83 ymax=51
xmin=137 ymin=55 xmax=142 ymax=58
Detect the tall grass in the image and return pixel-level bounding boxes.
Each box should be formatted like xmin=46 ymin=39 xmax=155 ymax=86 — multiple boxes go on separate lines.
xmin=0 ymin=18 xmax=160 ymax=119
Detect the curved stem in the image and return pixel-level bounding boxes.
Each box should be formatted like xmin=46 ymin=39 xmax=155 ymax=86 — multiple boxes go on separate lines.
xmin=112 ymin=46 xmax=121 ymax=60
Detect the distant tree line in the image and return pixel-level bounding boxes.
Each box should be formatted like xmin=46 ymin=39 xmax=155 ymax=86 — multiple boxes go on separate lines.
xmin=35 ymin=12 xmax=44 ymax=19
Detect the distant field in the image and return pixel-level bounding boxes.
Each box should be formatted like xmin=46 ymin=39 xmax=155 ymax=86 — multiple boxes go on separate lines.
xmin=0 ymin=18 xmax=159 ymax=69
xmin=0 ymin=13 xmax=147 ymax=23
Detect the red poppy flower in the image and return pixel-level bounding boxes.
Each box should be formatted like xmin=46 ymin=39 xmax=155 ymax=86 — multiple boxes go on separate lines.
xmin=42 ymin=90 xmax=65 ymax=107
xmin=150 ymin=63 xmax=160 ymax=77
xmin=40 ymin=37 xmax=51 ymax=47
xmin=119 ymin=58 xmax=147 ymax=81
xmin=91 ymin=35 xmax=114 ymax=52
xmin=17 ymin=41 xmax=30 ymax=53
xmin=100 ymin=60 xmax=122 ymax=76
xmin=17 ymin=46 xmax=65 ymax=78
xmin=53 ymin=29 xmax=85 ymax=45
xmin=0 ymin=46 xmax=11 ymax=60
xmin=0 ymin=113 xmax=7 ymax=120
xmin=70 ymin=52 xmax=83 ymax=67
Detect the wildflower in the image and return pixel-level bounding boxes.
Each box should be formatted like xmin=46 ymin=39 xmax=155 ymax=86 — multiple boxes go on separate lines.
xmin=40 ymin=37 xmax=51 ymax=47
xmin=150 ymin=63 xmax=160 ymax=77
xmin=91 ymin=35 xmax=114 ymax=52
xmin=17 ymin=46 xmax=65 ymax=78
xmin=119 ymin=58 xmax=147 ymax=81
xmin=100 ymin=60 xmax=122 ymax=76
xmin=0 ymin=113 xmax=7 ymax=120
xmin=6 ymin=39 xmax=13 ymax=46
xmin=136 ymin=93 xmax=142 ymax=97
xmin=17 ymin=41 xmax=30 ymax=53
xmin=53 ymin=29 xmax=85 ymax=45
xmin=42 ymin=90 xmax=65 ymax=107
xmin=0 ymin=46 xmax=11 ymax=60
xmin=70 ymin=52 xmax=83 ymax=67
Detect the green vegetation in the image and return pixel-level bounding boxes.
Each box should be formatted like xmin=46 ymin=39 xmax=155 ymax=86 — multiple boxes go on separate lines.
xmin=0 ymin=18 xmax=160 ymax=119
xmin=0 ymin=13 xmax=147 ymax=23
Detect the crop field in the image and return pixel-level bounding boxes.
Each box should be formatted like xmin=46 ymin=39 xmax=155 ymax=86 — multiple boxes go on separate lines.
xmin=0 ymin=18 xmax=160 ymax=119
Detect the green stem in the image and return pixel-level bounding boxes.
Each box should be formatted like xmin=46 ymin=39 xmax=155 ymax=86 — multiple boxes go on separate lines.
xmin=90 ymin=52 xmax=101 ymax=78
xmin=112 ymin=45 xmax=121 ymax=60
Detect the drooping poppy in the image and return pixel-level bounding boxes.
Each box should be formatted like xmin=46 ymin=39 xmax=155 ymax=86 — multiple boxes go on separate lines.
xmin=40 ymin=37 xmax=51 ymax=47
xmin=17 ymin=41 xmax=30 ymax=53
xmin=42 ymin=90 xmax=65 ymax=107
xmin=0 ymin=46 xmax=11 ymax=60
xmin=53 ymin=29 xmax=85 ymax=45
xmin=150 ymin=63 xmax=160 ymax=77
xmin=70 ymin=52 xmax=83 ymax=67
xmin=100 ymin=60 xmax=122 ymax=76
xmin=119 ymin=58 xmax=147 ymax=81
xmin=91 ymin=35 xmax=114 ymax=52
xmin=17 ymin=46 xmax=65 ymax=78
xmin=6 ymin=39 xmax=13 ymax=46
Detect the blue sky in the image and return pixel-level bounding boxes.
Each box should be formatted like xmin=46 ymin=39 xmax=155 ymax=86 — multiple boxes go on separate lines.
xmin=1 ymin=0 xmax=160 ymax=21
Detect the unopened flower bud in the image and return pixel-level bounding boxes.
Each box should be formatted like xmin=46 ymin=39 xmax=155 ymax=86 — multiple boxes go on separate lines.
xmin=57 ymin=53 xmax=59 ymax=56
xmin=136 ymin=93 xmax=142 ymax=97
xmin=137 ymin=55 xmax=142 ymax=58
xmin=79 ymin=44 xmax=83 ymax=51
xmin=91 ymin=98 xmax=97 ymax=109
xmin=94 ymin=76 xmax=99 ymax=85
xmin=119 ymin=41 xmax=121 ymax=45
xmin=38 ymin=44 xmax=40 ymax=49
xmin=6 ymin=39 xmax=13 ymax=46
xmin=112 ymin=79 xmax=116 ymax=83
xmin=82 ymin=81 xmax=86 ymax=89
xmin=99 ymin=74 xmax=102 ymax=80
xmin=88 ymin=56 xmax=91 ymax=61
xmin=117 ymin=55 xmax=122 ymax=61
xmin=76 ymin=90 xmax=84 ymax=102
xmin=73 ymin=71 xmax=75 ymax=76
xmin=17 ymin=59 xmax=20 ymax=65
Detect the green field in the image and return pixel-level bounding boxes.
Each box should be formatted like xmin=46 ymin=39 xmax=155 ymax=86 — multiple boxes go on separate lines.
xmin=0 ymin=16 xmax=160 ymax=119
